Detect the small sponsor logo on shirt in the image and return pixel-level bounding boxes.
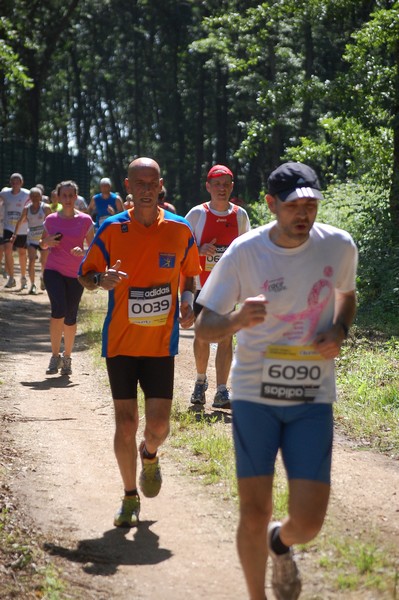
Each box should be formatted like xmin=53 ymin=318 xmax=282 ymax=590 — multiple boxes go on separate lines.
xmin=262 ymin=278 xmax=286 ymax=293
xmin=121 ymin=223 xmax=129 ymax=233
xmin=261 ymin=383 xmax=318 ymax=401
xmin=159 ymin=253 xmax=176 ymax=268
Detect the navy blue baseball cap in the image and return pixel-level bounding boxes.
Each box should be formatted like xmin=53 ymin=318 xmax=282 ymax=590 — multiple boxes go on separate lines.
xmin=267 ymin=162 xmax=323 ymax=202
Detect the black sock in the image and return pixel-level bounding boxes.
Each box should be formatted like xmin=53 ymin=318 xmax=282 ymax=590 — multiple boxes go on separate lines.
xmin=271 ymin=525 xmax=290 ymax=555
xmin=125 ymin=488 xmax=138 ymax=497
xmin=142 ymin=444 xmax=157 ymax=460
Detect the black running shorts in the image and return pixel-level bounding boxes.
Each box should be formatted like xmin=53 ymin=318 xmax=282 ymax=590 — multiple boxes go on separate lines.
xmin=106 ymin=355 xmax=175 ymax=400
xmin=4 ymin=229 xmax=27 ymax=249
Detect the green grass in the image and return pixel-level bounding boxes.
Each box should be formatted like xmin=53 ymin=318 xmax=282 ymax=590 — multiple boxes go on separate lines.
xmin=317 ymin=535 xmax=397 ymax=594
xmin=335 ymin=331 xmax=399 ymax=456
xmin=170 ymin=402 xmax=237 ymax=493
xmin=0 ymin=502 xmax=67 ymax=599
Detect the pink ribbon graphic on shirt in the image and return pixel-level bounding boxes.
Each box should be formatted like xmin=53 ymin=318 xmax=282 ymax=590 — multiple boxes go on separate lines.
xmin=274 ymin=279 xmax=333 ymax=343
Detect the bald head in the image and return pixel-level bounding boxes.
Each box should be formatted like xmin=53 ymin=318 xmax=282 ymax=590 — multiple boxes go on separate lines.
xmin=125 ymin=158 xmax=163 ymax=222
xmin=128 ymin=157 xmax=161 ymax=177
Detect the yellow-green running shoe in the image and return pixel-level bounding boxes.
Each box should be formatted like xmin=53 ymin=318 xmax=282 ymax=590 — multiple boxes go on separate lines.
xmin=114 ymin=495 xmax=140 ymax=528
xmin=139 ymin=441 xmax=162 ymax=498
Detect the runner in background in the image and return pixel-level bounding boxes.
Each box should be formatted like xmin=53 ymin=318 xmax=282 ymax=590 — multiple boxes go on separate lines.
xmin=49 ymin=189 xmax=62 ymax=213
xmin=40 ymin=180 xmax=94 ymax=377
xmin=185 ymin=165 xmax=250 ymax=409
xmin=0 ymin=192 xmax=5 ymax=278
xmin=12 ymin=186 xmax=51 ymax=294
xmin=1 ymin=173 xmax=30 ymax=290
xmin=88 ymin=177 xmax=124 ymax=230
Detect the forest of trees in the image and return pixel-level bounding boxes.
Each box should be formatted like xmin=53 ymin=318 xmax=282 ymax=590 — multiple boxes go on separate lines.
xmin=1 ymin=0 xmax=398 ymax=220
xmin=1 ymin=0 xmax=399 ymax=315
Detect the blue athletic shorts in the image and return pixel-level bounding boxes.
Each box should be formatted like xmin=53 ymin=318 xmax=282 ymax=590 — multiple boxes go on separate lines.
xmin=232 ymin=401 xmax=333 ymax=483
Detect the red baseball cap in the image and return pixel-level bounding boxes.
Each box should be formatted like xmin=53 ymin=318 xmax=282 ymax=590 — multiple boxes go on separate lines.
xmin=207 ymin=165 xmax=233 ymax=180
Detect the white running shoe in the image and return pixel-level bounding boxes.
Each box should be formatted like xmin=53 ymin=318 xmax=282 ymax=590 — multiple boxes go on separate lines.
xmin=267 ymin=521 xmax=302 ymax=600
xmin=21 ymin=276 xmax=28 ymax=289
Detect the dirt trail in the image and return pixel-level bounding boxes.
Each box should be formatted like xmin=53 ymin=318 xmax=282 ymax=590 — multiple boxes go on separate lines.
xmin=0 ymin=282 xmax=399 ymax=599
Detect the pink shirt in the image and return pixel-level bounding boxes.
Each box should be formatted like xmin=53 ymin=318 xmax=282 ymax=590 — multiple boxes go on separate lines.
xmin=44 ymin=212 xmax=93 ymax=278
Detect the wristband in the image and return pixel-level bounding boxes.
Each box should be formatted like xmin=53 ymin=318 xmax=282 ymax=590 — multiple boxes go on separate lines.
xmin=181 ymin=290 xmax=194 ymax=307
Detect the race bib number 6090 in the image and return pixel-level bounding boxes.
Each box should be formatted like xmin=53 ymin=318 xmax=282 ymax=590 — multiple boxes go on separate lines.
xmin=261 ymin=345 xmax=326 ymax=402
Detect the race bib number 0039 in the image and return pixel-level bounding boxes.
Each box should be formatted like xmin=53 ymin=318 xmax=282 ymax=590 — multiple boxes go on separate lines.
xmin=261 ymin=345 xmax=326 ymax=402
xmin=128 ymin=283 xmax=172 ymax=327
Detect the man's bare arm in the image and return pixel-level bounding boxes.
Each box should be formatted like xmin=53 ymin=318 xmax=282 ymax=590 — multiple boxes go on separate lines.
xmin=313 ymin=289 xmax=356 ymax=359
xmin=195 ymin=295 xmax=268 ymax=342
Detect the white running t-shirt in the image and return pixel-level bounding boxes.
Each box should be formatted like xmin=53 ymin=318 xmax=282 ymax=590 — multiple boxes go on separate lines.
xmin=197 ymin=221 xmax=358 ymax=406
xmin=2 ymin=188 xmax=30 ymax=234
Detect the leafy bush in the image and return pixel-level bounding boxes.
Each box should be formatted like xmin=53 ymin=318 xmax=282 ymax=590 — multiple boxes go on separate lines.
xmin=318 ymin=182 xmax=399 ymax=324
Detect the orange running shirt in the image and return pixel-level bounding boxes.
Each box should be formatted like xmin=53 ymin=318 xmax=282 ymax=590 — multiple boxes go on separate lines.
xmin=79 ymin=208 xmax=201 ymax=357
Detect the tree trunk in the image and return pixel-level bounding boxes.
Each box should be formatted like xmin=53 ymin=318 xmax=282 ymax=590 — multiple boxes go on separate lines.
xmin=215 ymin=64 xmax=229 ymax=163
xmin=390 ymin=39 xmax=399 ymax=242
xmin=300 ymin=15 xmax=314 ymax=137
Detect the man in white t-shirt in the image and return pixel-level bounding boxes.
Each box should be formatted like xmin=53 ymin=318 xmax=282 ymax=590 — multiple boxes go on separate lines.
xmin=185 ymin=165 xmax=251 ymax=409
xmin=1 ymin=173 xmax=30 ymax=289
xmin=195 ymin=162 xmax=357 ymax=600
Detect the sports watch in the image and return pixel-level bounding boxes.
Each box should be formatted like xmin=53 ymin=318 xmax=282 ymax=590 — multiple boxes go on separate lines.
xmin=93 ymin=273 xmax=102 ymax=287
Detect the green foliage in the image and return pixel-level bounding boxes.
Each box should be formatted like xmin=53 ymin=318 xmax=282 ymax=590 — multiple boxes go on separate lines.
xmin=336 ymin=338 xmax=399 ymax=454
xmin=0 ymin=503 xmax=67 ymax=598
xmin=0 ymin=18 xmax=33 ymax=89
xmin=285 ymin=118 xmax=393 ymax=187
xmin=321 ymin=537 xmax=393 ymax=591
xmin=170 ymin=402 xmax=237 ymax=492
xmin=2 ymin=0 xmax=399 ymax=221
xmin=318 ymin=181 xmax=399 ymax=313
xmin=247 ymin=194 xmax=274 ymax=228
xmin=345 ymin=5 xmax=399 ymax=57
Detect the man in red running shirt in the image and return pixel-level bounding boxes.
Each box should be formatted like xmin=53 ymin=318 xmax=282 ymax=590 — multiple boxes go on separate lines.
xmin=185 ymin=165 xmax=250 ymax=409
